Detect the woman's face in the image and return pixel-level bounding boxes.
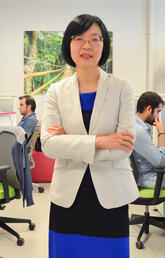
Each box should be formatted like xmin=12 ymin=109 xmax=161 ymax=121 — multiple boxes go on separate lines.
xmin=70 ymin=23 xmax=103 ymax=69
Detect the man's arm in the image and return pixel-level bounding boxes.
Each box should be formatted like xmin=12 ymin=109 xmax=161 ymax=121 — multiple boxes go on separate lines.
xmin=19 ymin=117 xmax=38 ymax=138
xmin=134 ymin=129 xmax=165 ymax=168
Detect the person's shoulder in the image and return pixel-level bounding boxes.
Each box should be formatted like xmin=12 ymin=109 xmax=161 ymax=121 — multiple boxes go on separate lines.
xmin=26 ymin=114 xmax=38 ymax=125
xmin=48 ymin=73 xmax=76 ymax=93
xmin=136 ymin=122 xmax=145 ymax=134
xmin=101 ymin=69 xmax=132 ymax=89
xmin=135 ymin=122 xmax=148 ymax=142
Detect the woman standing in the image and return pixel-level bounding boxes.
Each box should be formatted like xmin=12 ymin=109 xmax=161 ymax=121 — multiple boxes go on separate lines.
xmin=41 ymin=14 xmax=139 ymax=258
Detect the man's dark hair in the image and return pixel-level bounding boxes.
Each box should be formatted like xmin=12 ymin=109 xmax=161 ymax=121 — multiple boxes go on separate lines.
xmin=62 ymin=14 xmax=110 ymax=67
xmin=19 ymin=95 xmax=36 ymax=112
xmin=137 ymin=91 xmax=164 ymax=113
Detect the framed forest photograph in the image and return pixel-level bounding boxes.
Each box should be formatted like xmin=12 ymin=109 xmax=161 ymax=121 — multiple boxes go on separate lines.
xmin=24 ymin=31 xmax=113 ymax=95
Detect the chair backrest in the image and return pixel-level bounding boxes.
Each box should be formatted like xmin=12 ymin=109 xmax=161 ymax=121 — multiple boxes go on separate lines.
xmin=130 ymin=152 xmax=139 ymax=184
xmin=0 ymin=131 xmax=20 ymax=189
xmin=130 ymin=151 xmax=165 ymax=205
xmin=27 ymin=123 xmax=39 ymax=169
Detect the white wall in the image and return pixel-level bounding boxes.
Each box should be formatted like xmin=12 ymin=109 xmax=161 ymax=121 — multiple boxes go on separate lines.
xmin=0 ymin=0 xmax=163 ymax=121
xmin=153 ymin=0 xmax=165 ymax=95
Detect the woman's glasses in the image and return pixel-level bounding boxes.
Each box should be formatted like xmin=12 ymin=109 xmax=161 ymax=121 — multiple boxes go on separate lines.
xmin=71 ymin=35 xmax=104 ymax=47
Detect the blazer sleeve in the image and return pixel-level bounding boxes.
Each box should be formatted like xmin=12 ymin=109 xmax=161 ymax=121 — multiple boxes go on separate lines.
xmin=94 ymin=80 xmax=136 ymax=161
xmin=41 ymin=85 xmax=96 ymax=164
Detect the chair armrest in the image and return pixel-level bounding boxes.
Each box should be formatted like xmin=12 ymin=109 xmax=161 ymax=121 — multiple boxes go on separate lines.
xmin=153 ymin=168 xmax=165 ymax=203
xmin=0 ymin=165 xmax=11 ymax=203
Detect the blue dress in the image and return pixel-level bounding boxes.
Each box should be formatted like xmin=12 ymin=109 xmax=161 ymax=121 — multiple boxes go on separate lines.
xmin=49 ymin=92 xmax=130 ymax=258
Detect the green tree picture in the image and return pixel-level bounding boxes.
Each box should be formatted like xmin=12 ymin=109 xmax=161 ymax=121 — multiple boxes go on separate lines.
xmin=24 ymin=31 xmax=112 ymax=95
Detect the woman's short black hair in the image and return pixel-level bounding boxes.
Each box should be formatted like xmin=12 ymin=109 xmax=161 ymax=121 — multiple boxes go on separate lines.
xmin=62 ymin=14 xmax=110 ymax=67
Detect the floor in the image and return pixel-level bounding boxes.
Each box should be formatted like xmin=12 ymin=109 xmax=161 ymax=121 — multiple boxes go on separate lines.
xmin=0 ymin=183 xmax=165 ymax=258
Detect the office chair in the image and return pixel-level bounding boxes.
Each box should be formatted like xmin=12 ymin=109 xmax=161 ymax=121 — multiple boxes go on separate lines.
xmin=27 ymin=123 xmax=44 ymax=193
xmin=129 ymin=152 xmax=165 ymax=249
xmin=0 ymin=131 xmax=35 ymax=246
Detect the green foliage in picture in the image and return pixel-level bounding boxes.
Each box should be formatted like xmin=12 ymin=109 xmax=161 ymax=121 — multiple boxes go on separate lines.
xmin=24 ymin=31 xmax=113 ymax=95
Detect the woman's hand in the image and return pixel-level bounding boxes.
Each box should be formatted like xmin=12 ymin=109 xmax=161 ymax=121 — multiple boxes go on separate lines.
xmin=46 ymin=125 xmax=66 ymax=136
xmin=95 ymin=131 xmax=134 ymax=152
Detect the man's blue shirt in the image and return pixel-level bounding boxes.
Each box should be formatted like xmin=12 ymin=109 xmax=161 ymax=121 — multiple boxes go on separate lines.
xmin=134 ymin=115 xmax=165 ymax=188
xmin=18 ymin=113 xmax=38 ymax=136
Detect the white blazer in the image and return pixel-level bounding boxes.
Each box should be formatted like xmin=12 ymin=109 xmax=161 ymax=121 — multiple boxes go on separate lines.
xmin=41 ymin=69 xmax=139 ymax=209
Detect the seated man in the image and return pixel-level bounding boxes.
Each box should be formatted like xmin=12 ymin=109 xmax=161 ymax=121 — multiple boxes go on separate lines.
xmin=134 ymin=91 xmax=165 ymax=214
xmin=18 ymin=95 xmax=38 ymax=138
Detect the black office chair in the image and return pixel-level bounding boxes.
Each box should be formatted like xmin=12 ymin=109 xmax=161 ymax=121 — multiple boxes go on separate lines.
xmin=129 ymin=152 xmax=165 ymax=249
xmin=0 ymin=130 xmax=35 ymax=246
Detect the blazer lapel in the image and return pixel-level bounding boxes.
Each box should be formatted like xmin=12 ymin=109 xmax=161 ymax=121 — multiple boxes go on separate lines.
xmin=71 ymin=74 xmax=87 ymax=134
xmin=69 ymin=69 xmax=109 ymax=135
xmin=89 ymin=69 xmax=108 ymax=134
